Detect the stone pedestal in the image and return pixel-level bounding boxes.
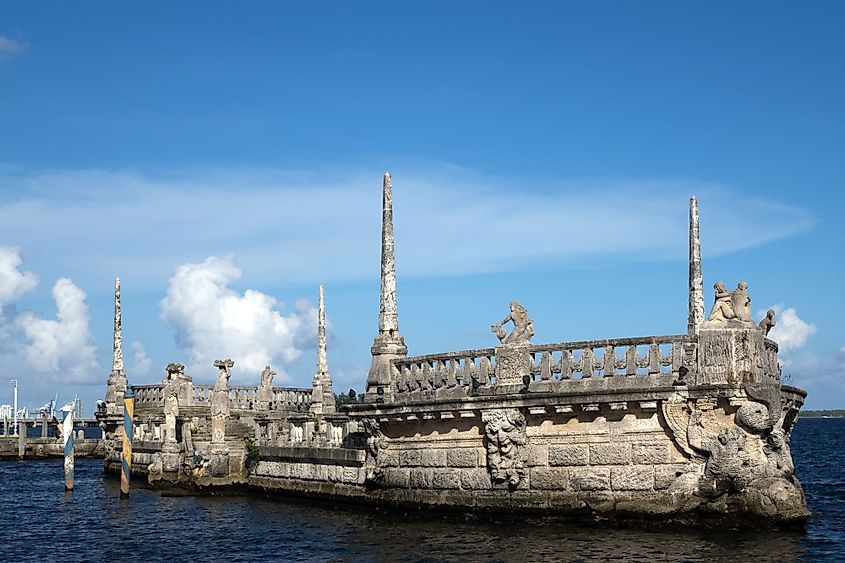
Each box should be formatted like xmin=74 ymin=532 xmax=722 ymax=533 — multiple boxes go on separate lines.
xmin=697 ymin=324 xmax=766 ymax=385
xmin=208 ymin=444 xmax=230 ymax=477
xmin=161 ymin=441 xmax=182 ymax=473
xmin=495 ymin=344 xmax=531 ymax=386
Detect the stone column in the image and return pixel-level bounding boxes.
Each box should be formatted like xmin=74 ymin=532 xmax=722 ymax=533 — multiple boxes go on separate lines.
xmin=688 ymin=197 xmax=705 ymax=334
xmin=311 ymin=285 xmax=335 ymax=414
xmin=41 ymin=411 xmax=48 ymax=438
xmin=105 ymin=278 xmax=128 ymax=415
xmin=209 ymin=359 xmax=234 ymax=477
xmin=366 ymin=173 xmax=407 ymax=401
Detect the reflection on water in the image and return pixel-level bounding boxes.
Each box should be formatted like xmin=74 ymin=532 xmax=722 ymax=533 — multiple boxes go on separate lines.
xmin=0 ymin=418 xmax=842 ymax=562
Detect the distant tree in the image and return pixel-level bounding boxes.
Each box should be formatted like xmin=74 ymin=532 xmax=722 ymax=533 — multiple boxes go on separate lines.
xmin=335 ymin=388 xmax=362 ymax=407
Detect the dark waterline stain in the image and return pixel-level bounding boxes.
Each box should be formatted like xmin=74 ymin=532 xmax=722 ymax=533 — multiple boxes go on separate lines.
xmin=0 ymin=418 xmax=842 ymax=562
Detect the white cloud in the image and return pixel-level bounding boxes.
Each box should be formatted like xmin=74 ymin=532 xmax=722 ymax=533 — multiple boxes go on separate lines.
xmin=15 ymin=278 xmax=100 ymax=383
xmin=0 ymin=246 xmax=38 ymax=303
xmin=0 ymin=166 xmax=816 ymax=291
xmin=131 ymin=340 xmax=152 ymax=377
xmin=0 ymin=35 xmax=25 ymax=61
xmin=757 ymin=304 xmax=817 ymax=352
xmin=159 ymin=256 xmax=317 ymax=383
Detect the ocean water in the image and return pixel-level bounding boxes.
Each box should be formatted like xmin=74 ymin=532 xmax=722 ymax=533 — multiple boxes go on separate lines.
xmin=0 ymin=418 xmax=842 ymax=562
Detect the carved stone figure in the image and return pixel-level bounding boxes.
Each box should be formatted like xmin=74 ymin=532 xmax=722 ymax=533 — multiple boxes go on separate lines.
xmin=260 ymin=365 xmax=274 ymax=387
xmin=482 ymin=409 xmax=527 ymax=487
xmin=762 ymin=428 xmax=794 ymax=478
xmin=360 ymin=418 xmax=386 ymax=482
xmin=707 ymin=281 xmax=754 ymax=324
xmin=707 ymin=281 xmax=735 ymax=322
xmin=688 ymin=410 xmax=751 ymax=491
xmin=210 ymin=359 xmax=234 ymax=444
xmin=759 ymin=309 xmax=776 ymax=336
xmin=731 ymin=282 xmax=752 ymax=322
xmin=491 ymin=302 xmax=534 ymax=345
xmin=257 ymin=365 xmax=276 ymax=410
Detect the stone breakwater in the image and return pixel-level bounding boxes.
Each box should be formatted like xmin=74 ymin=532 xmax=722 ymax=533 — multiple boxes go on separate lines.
xmin=94 ymin=184 xmax=808 ymax=527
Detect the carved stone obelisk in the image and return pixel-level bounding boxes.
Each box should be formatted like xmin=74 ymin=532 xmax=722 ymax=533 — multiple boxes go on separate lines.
xmin=688 ymin=197 xmax=705 ymax=334
xmin=366 ymin=173 xmax=407 ymax=401
xmin=104 ymin=278 xmax=128 ymax=415
xmin=311 ymin=285 xmax=335 ymax=414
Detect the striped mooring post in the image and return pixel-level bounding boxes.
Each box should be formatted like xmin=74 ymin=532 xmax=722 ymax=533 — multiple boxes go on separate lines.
xmin=60 ymin=403 xmax=74 ymax=491
xmin=121 ymin=387 xmax=134 ymax=497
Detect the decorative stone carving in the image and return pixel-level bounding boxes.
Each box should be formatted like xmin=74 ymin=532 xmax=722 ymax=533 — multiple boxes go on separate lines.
xmin=688 ymin=409 xmax=751 ymax=491
xmin=660 ymin=398 xmax=703 ymax=460
xmin=491 ymin=301 xmax=534 ymax=345
xmin=762 ymin=428 xmax=794 ymax=478
xmin=211 ymin=359 xmax=234 ymax=444
xmin=707 ymin=281 xmax=754 ymax=325
xmin=759 ymin=309 xmax=776 ymax=336
xmin=165 ymin=362 xmax=193 ymax=403
xmin=258 ymin=365 xmax=276 ymax=409
xmin=482 ymin=409 xmax=527 ymax=487
xmin=360 ymin=418 xmax=386 ymax=482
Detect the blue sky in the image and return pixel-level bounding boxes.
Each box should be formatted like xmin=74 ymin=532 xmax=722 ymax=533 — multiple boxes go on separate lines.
xmin=0 ymin=2 xmax=843 ymax=413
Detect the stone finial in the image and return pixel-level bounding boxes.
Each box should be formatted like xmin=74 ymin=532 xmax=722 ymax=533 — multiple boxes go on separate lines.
xmin=312 ymin=285 xmax=335 ymax=414
xmin=317 ymin=285 xmax=327 ymax=376
xmin=112 ymin=277 xmax=124 ymax=373
xmin=366 ymin=173 xmax=407 ymax=400
xmin=688 ymin=197 xmax=705 ymax=334
xmin=104 ymin=277 xmax=128 ymax=414
xmin=378 ymin=172 xmax=400 ymax=334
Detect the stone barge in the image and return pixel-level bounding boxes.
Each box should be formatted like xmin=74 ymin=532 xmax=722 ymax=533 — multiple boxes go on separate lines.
xmin=97 ymin=174 xmax=808 ymax=527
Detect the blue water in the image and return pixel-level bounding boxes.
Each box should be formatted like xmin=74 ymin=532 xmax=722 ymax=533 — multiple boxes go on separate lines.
xmin=0 ymin=418 xmax=841 ymax=562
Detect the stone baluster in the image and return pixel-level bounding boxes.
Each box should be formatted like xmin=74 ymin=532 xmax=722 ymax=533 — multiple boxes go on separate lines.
xmin=560 ymin=350 xmax=573 ymax=380
xmin=648 ymin=343 xmax=661 ymax=375
xmin=479 ymin=356 xmax=493 ymax=385
xmin=603 ymin=346 xmax=616 ymax=377
xmin=447 ymin=359 xmax=459 ymax=387
xmin=422 ymin=362 xmax=433 ymax=392
xmin=581 ymin=349 xmax=595 ymax=379
xmin=540 ymin=351 xmax=552 ymax=380
xmin=624 ymin=346 xmax=638 ymax=376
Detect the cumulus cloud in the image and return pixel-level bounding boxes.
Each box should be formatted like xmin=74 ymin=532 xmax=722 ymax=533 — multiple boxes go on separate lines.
xmin=0 ymin=246 xmax=38 ymax=303
xmin=15 ymin=278 xmax=100 ymax=383
xmin=160 ymin=256 xmax=317 ymax=382
xmin=131 ymin=340 xmax=152 ymax=377
xmin=757 ymin=304 xmax=817 ymax=352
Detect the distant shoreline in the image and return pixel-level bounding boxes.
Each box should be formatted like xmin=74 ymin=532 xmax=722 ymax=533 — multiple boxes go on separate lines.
xmin=801 ymin=410 xmax=845 ymax=418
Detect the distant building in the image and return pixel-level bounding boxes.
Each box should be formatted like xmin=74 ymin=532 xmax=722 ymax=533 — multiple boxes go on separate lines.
xmin=72 ymin=395 xmax=83 ymax=419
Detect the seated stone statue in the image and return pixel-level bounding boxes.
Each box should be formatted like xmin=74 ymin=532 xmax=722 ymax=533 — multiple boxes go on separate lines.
xmin=491 ymin=301 xmax=534 ymax=345
xmin=731 ymin=281 xmax=752 ymax=322
xmin=707 ymin=281 xmax=754 ymax=325
xmin=708 ymin=281 xmax=735 ymax=322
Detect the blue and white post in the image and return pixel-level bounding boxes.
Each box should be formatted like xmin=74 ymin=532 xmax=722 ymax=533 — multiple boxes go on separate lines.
xmin=60 ymin=402 xmax=74 ymax=491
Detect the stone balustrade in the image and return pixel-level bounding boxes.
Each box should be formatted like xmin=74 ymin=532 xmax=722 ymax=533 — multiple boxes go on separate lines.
xmin=392 ymin=347 xmax=497 ymax=397
xmin=390 ymin=335 xmax=696 ymax=401
xmin=134 ymin=383 xmax=312 ymax=412
xmin=527 ymin=335 xmax=691 ymax=381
